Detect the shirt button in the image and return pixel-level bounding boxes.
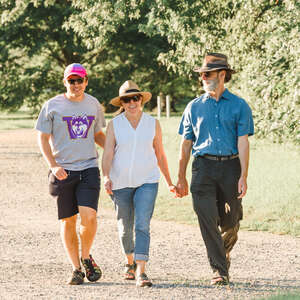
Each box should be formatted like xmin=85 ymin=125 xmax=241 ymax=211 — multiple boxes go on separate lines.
xmin=219 ymin=150 xmax=221 ymax=154
xmin=216 ymin=126 xmax=219 ymax=129
xmin=217 ymin=138 xmax=220 ymax=141
xmin=215 ymin=114 xmax=217 ymax=118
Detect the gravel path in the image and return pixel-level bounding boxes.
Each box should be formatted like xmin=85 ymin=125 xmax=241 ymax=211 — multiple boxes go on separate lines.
xmin=0 ymin=129 xmax=299 ymax=300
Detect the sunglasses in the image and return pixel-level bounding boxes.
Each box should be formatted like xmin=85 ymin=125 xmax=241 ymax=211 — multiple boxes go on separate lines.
xmin=201 ymin=70 xmax=223 ymax=78
xmin=67 ymin=78 xmax=84 ymax=85
xmin=203 ymin=72 xmax=212 ymax=78
xmin=121 ymin=95 xmax=141 ymax=103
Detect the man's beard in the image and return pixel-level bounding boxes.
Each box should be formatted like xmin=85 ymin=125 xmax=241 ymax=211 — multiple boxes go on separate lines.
xmin=203 ymin=77 xmax=219 ymax=92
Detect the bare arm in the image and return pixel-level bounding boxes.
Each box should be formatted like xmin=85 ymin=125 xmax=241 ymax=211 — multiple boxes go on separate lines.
xmin=37 ymin=131 xmax=67 ymax=180
xmin=153 ymin=120 xmax=175 ymax=192
xmin=94 ymin=130 xmax=106 ymax=149
xmin=237 ymin=134 xmax=250 ymax=198
xmin=101 ymin=121 xmax=116 ymax=195
xmin=176 ymin=138 xmax=193 ymax=197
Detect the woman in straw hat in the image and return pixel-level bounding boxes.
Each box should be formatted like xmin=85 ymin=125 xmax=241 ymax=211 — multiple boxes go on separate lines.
xmin=102 ymin=80 xmax=175 ymax=287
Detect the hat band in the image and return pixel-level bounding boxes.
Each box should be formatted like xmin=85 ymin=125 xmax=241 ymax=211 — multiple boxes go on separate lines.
xmin=124 ymin=89 xmax=140 ymax=94
xmin=205 ymin=63 xmax=229 ymax=69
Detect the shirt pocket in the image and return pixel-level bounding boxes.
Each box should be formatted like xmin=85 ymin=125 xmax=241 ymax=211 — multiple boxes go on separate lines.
xmin=219 ymin=114 xmax=236 ymax=127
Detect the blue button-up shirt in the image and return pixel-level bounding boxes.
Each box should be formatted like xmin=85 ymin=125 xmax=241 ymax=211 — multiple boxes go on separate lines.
xmin=178 ymin=89 xmax=254 ymax=157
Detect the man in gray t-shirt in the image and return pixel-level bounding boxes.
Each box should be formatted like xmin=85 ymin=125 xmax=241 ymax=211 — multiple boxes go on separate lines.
xmin=35 ymin=63 xmax=106 ymax=285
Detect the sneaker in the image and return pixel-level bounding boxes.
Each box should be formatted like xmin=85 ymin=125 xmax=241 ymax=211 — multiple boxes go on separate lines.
xmin=68 ymin=269 xmax=85 ymax=285
xmin=81 ymin=254 xmax=102 ymax=282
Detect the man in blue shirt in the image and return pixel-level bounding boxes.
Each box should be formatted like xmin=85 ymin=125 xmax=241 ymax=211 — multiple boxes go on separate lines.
xmin=176 ymin=53 xmax=254 ymax=285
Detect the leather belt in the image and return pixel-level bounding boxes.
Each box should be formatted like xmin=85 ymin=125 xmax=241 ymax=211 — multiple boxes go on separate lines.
xmin=200 ymin=154 xmax=239 ymax=161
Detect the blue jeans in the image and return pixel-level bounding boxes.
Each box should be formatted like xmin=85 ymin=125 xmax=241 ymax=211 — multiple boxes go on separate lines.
xmin=111 ymin=183 xmax=158 ymax=262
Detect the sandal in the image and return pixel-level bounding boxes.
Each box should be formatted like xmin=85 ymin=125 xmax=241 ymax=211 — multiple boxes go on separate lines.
xmin=210 ymin=275 xmax=229 ymax=286
xmin=136 ymin=273 xmax=152 ymax=287
xmin=124 ymin=262 xmax=137 ymax=280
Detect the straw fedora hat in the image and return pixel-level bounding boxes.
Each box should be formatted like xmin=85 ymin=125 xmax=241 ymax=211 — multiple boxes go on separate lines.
xmin=110 ymin=80 xmax=152 ymax=107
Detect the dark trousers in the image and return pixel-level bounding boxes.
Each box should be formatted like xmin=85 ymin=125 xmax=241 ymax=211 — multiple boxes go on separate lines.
xmin=190 ymin=156 xmax=243 ymax=277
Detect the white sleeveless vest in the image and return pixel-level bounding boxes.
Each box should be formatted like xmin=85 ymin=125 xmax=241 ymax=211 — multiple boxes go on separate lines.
xmin=110 ymin=112 xmax=160 ymax=190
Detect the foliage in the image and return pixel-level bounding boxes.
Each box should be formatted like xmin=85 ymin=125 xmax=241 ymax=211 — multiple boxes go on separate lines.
xmin=0 ymin=0 xmax=88 ymax=112
xmin=0 ymin=0 xmax=299 ymax=142
xmin=223 ymin=0 xmax=300 ymax=144
xmin=137 ymin=0 xmax=300 ymax=143
xmin=64 ymin=0 xmax=195 ymax=112
xmin=0 ymin=0 xmax=193 ymax=114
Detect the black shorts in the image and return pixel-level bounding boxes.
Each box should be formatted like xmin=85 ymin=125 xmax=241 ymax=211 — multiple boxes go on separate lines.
xmin=48 ymin=167 xmax=100 ymax=220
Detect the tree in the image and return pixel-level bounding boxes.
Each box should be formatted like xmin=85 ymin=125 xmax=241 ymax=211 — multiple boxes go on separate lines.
xmin=1 ymin=0 xmax=299 ymax=142
xmin=0 ymin=0 xmax=97 ymax=111
xmin=137 ymin=0 xmax=299 ymax=143
xmin=62 ymin=0 xmax=196 ymax=112
xmin=223 ymin=0 xmax=300 ymax=143
xmin=0 ymin=0 xmax=193 ymax=113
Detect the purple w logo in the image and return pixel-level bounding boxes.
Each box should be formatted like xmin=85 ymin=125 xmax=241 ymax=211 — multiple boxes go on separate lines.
xmin=63 ymin=115 xmax=95 ymax=139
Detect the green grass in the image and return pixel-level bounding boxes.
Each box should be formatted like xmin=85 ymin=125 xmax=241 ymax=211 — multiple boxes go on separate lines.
xmin=258 ymin=292 xmax=300 ymax=300
xmin=243 ymin=138 xmax=300 ymax=236
xmin=0 ymin=109 xmax=35 ymax=130
xmin=101 ymin=116 xmax=300 ymax=237
xmin=1 ymin=110 xmax=300 ymax=236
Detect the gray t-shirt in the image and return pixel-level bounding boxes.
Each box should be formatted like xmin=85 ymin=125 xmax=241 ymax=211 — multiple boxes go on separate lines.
xmin=35 ymin=93 xmax=106 ymax=170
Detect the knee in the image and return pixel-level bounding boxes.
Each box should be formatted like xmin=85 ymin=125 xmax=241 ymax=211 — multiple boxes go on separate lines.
xmin=192 ymin=197 xmax=206 ymax=217
xmin=81 ymin=213 xmax=97 ymax=227
xmin=195 ymin=207 xmax=219 ymax=227
xmin=61 ymin=215 xmax=77 ymax=229
xmin=221 ymin=224 xmax=239 ymax=252
xmin=135 ymin=218 xmax=150 ymax=234
xmin=117 ymin=219 xmax=132 ymax=238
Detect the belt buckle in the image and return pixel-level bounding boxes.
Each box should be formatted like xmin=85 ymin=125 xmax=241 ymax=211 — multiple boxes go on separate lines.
xmin=217 ymin=156 xmax=229 ymax=161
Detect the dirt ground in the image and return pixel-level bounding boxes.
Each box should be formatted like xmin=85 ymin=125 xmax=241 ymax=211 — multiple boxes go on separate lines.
xmin=0 ymin=129 xmax=299 ymax=300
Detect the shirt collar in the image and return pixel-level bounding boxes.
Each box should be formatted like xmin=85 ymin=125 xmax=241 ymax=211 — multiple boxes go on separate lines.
xmin=202 ymin=92 xmax=210 ymax=103
xmin=220 ymin=88 xmax=230 ymax=100
xmin=201 ymin=88 xmax=230 ymax=103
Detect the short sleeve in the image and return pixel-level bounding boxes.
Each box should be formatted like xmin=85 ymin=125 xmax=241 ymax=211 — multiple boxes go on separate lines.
xmin=178 ymin=103 xmax=195 ymax=141
xmin=238 ymin=101 xmax=254 ymax=137
xmin=94 ymin=101 xmax=106 ymax=133
xmin=35 ymin=102 xmax=53 ymax=134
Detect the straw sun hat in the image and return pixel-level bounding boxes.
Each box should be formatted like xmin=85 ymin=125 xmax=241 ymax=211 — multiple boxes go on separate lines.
xmin=110 ymin=80 xmax=152 ymax=107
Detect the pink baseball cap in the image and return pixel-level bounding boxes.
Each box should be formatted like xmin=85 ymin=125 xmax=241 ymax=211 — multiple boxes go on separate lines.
xmin=64 ymin=63 xmax=87 ymax=79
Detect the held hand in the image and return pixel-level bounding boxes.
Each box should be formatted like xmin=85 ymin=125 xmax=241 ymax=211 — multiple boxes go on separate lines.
xmin=238 ymin=176 xmax=247 ymax=198
xmin=103 ymin=176 xmax=113 ymax=195
xmin=168 ymin=185 xmax=176 ymax=194
xmin=51 ymin=166 xmax=68 ymax=180
xmin=176 ymin=177 xmax=189 ymax=198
